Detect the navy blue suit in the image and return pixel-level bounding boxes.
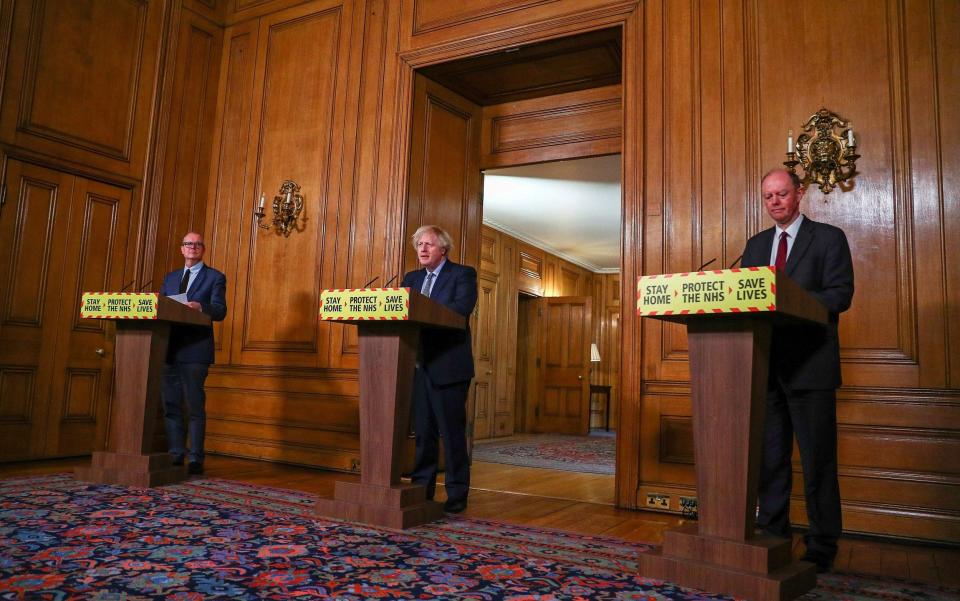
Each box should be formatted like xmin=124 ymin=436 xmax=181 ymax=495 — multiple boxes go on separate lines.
xmin=401 ymin=260 xmax=477 ymax=502
xmin=742 ymin=215 xmax=854 ymax=566
xmin=160 ymin=264 xmax=227 ymax=464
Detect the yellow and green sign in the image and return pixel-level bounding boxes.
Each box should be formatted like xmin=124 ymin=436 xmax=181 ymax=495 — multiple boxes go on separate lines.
xmin=637 ymin=267 xmax=778 ymax=316
xmin=320 ymin=288 xmax=410 ymax=321
xmin=81 ymin=292 xmax=159 ymax=319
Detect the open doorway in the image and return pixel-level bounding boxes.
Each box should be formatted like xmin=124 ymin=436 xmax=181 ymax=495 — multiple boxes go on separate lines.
xmin=471 ymin=156 xmax=621 ymax=504
xmin=405 ymin=28 xmax=624 ymax=504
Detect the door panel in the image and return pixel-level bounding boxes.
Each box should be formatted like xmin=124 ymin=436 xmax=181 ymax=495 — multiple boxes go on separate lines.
xmin=229 ymin=1 xmax=352 ymax=369
xmin=533 ymin=296 xmax=591 ymax=434
xmin=472 ymin=272 xmax=497 ymax=440
xmin=405 ymin=72 xmax=482 ymax=273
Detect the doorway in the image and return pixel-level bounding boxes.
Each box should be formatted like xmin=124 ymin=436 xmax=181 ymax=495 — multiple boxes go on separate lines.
xmin=404 ymin=28 xmax=624 ymax=504
xmin=471 ymin=156 xmax=621 ymax=504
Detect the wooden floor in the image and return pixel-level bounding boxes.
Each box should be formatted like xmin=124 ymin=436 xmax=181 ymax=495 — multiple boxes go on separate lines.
xmin=3 ymin=454 xmax=959 ymax=589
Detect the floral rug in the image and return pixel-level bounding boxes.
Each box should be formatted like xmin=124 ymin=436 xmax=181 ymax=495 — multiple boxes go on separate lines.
xmin=2 ymin=474 xmax=958 ymax=600
xmin=472 ymin=433 xmax=616 ymax=474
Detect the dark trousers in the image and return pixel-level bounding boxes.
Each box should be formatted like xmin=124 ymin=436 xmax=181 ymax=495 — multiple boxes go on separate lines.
xmin=162 ymin=362 xmax=209 ymax=464
xmin=410 ymin=369 xmax=471 ymax=502
xmin=757 ymin=385 xmax=842 ymax=562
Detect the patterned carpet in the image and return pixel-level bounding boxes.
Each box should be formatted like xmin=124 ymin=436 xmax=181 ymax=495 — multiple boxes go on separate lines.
xmin=3 ymin=474 xmax=958 ymax=600
xmin=472 ymin=433 xmax=617 ymax=474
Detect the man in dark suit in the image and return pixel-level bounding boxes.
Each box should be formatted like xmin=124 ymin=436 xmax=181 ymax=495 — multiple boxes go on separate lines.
xmin=401 ymin=225 xmax=478 ymax=514
xmin=160 ymin=232 xmax=227 ymax=475
xmin=741 ymin=169 xmax=854 ymax=572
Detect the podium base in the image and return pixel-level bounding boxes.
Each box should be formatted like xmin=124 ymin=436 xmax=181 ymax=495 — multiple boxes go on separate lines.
xmin=639 ymin=525 xmax=817 ymax=601
xmin=75 ymin=451 xmax=187 ymax=488
xmin=315 ymin=481 xmax=444 ymax=529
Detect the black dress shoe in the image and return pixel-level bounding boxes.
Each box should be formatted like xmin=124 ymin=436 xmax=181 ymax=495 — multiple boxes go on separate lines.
xmin=443 ymin=498 xmax=467 ymax=513
xmin=171 ymin=456 xmax=184 ymax=466
xmin=187 ymin=462 xmax=204 ymax=475
xmin=801 ymin=554 xmax=832 ymax=574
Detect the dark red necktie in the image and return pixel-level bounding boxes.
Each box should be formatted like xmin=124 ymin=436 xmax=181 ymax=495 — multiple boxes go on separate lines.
xmin=775 ymin=232 xmax=788 ymax=270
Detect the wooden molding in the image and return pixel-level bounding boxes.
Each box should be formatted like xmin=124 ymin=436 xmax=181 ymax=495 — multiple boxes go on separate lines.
xmin=0 ymin=367 xmax=34 ymax=423
xmin=0 ymin=0 xmax=167 ymax=178
xmin=481 ymin=84 xmax=621 ymax=168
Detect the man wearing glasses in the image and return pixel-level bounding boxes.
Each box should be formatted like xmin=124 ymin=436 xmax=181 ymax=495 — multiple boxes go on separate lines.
xmin=160 ymin=232 xmax=227 ymax=475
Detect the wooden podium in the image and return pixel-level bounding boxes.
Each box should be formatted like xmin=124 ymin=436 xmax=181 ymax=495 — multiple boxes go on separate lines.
xmin=75 ymin=293 xmax=210 ymax=488
xmin=315 ymin=287 xmax=466 ymax=529
xmin=637 ymin=268 xmax=826 ymax=601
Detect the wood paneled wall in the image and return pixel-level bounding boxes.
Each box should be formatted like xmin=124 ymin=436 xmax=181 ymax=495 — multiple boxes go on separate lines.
xmin=480 ymin=84 xmax=621 ymax=169
xmin=632 ymin=0 xmax=960 ymax=542
xmin=0 ymin=0 xmax=222 ymax=460
xmin=2 ymin=0 xmax=957 ymax=543
xmin=478 ymin=225 xmax=620 ymax=437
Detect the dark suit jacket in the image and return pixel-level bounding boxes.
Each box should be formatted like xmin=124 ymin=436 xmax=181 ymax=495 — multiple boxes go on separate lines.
xmin=742 ymin=215 xmax=854 ymax=390
xmin=160 ymin=264 xmax=227 ymax=364
xmin=401 ymin=260 xmax=477 ymax=386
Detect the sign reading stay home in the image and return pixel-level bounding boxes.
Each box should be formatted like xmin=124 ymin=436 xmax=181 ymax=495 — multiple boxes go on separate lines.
xmin=81 ymin=292 xmax=159 ymax=319
xmin=637 ymin=267 xmax=778 ymax=316
xmin=320 ymin=287 xmax=410 ymax=321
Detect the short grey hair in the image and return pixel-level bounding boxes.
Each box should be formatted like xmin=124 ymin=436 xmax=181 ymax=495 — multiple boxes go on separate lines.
xmin=411 ymin=225 xmax=453 ymax=253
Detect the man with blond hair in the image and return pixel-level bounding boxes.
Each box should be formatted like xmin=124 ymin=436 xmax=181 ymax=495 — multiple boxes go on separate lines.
xmin=401 ymin=225 xmax=477 ymax=514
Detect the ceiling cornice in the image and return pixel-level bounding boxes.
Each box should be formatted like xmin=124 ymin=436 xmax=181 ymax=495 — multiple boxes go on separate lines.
xmin=483 ymin=218 xmax=620 ymax=274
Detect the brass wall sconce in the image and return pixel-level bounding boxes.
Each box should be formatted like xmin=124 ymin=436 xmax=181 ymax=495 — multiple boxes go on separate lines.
xmin=255 ymin=180 xmax=304 ymax=236
xmin=783 ymin=108 xmax=859 ymax=194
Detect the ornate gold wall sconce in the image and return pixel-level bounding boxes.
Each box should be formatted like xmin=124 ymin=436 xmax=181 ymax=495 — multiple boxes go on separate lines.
xmin=783 ymin=108 xmax=859 ymax=194
xmin=255 ymin=180 xmax=304 ymax=236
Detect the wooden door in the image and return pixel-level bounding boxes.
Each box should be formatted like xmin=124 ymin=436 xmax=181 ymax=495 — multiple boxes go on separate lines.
xmin=472 ymin=272 xmax=498 ymax=440
xmin=532 ymin=296 xmax=592 ymax=435
xmin=0 ymin=160 xmax=130 ymax=460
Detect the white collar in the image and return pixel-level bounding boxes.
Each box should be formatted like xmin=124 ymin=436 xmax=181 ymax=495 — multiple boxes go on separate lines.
xmin=776 ymin=213 xmax=804 ymax=239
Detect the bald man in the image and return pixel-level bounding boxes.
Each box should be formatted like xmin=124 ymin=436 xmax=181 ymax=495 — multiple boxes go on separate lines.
xmin=741 ymin=169 xmax=854 ymax=573
xmin=160 ymin=232 xmax=227 ymax=475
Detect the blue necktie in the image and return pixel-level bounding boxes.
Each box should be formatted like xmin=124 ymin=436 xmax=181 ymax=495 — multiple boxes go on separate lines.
xmin=421 ymin=272 xmax=435 ymax=297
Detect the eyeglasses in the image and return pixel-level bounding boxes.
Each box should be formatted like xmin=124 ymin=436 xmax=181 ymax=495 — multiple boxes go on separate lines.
xmin=181 ymin=242 xmax=204 ymax=249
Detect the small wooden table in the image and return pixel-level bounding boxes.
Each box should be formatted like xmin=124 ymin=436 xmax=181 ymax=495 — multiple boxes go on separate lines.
xmin=589 ymin=384 xmax=612 ymax=431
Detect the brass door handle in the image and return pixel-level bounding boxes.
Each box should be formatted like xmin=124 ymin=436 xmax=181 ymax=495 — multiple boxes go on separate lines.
xmin=486 ymin=370 xmax=493 ymax=375
xmin=95 ymin=348 xmax=106 ymax=357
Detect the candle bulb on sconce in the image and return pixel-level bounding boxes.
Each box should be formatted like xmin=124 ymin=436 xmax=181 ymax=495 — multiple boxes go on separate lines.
xmin=847 ymin=126 xmax=855 ymax=147
xmin=258 ymin=194 xmax=265 ymax=210
xmin=787 ymin=129 xmax=794 ymax=154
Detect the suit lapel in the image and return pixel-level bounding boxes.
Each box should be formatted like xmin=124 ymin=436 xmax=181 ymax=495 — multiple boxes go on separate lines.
xmin=411 ymin=269 xmax=425 ymax=293
xmin=429 ymin=262 xmax=453 ymax=298
xmin=786 ymin=217 xmax=815 ymax=276
xmin=758 ymin=229 xmax=775 ymax=262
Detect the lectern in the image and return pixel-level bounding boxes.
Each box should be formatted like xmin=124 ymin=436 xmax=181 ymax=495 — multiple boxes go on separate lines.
xmin=637 ymin=267 xmax=826 ymax=601
xmin=75 ymin=293 xmax=210 ymax=488
xmin=315 ymin=287 xmax=466 ymax=529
